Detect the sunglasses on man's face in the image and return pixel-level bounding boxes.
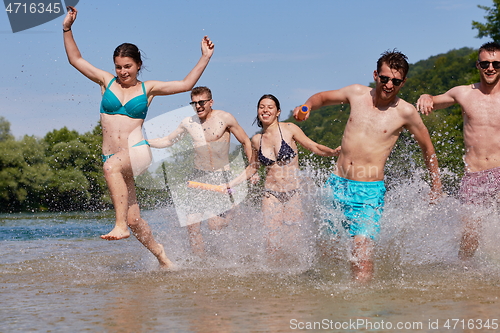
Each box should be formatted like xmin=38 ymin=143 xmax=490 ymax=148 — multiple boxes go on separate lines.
xmin=378 ymin=75 xmax=404 ymax=86
xmin=478 ymin=61 xmax=500 ymax=69
xmin=189 ymin=99 xmax=211 ymax=107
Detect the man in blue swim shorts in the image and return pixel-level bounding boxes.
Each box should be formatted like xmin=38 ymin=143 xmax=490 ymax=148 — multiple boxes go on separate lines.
xmin=295 ymin=51 xmax=442 ymax=283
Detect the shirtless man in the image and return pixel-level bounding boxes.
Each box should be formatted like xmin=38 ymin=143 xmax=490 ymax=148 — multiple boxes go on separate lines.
xmin=417 ymin=42 xmax=500 ymax=261
xmin=294 ymin=50 xmax=442 ymax=283
xmin=149 ymin=86 xmax=252 ymax=255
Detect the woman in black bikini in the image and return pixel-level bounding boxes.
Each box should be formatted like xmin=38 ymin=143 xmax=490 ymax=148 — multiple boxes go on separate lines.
xmin=227 ymin=94 xmax=340 ymax=256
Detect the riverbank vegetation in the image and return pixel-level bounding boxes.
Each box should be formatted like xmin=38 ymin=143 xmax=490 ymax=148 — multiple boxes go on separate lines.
xmin=0 ymin=46 xmax=485 ymax=212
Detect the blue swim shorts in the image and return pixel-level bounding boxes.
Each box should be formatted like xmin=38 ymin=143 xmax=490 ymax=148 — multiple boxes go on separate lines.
xmin=324 ymin=173 xmax=386 ymax=240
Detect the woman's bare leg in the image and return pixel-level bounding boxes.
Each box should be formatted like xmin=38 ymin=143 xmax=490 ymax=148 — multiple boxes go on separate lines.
xmin=262 ymin=194 xmax=283 ymax=256
xmin=100 ymin=138 xmax=152 ymax=240
xmin=262 ymin=192 xmax=304 ymax=252
xmin=101 ymin=153 xmax=132 ymax=240
xmin=125 ymin=175 xmax=174 ymax=268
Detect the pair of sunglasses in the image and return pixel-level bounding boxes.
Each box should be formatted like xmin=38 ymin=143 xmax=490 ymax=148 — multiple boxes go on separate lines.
xmin=378 ymin=75 xmax=404 ymax=86
xmin=477 ymin=61 xmax=500 ymax=69
xmin=189 ymin=99 xmax=211 ymax=107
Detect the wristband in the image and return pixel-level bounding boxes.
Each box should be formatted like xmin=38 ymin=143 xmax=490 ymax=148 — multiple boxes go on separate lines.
xmin=63 ymin=28 xmax=71 ymax=32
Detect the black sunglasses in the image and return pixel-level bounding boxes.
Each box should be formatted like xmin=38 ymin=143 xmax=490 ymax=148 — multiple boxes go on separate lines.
xmin=478 ymin=61 xmax=500 ymax=69
xmin=378 ymin=75 xmax=404 ymax=86
xmin=189 ymin=99 xmax=211 ymax=107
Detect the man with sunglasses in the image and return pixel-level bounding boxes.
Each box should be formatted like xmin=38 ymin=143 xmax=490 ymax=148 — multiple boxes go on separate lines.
xmin=149 ymin=86 xmax=253 ymax=256
xmin=417 ymin=42 xmax=500 ymax=262
xmin=294 ymin=50 xmax=442 ymax=283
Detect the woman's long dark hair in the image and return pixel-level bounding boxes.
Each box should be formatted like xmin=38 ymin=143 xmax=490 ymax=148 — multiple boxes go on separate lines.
xmin=254 ymin=94 xmax=281 ymax=128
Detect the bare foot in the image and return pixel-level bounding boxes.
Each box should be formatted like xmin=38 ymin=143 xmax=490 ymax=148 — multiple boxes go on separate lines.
xmin=100 ymin=226 xmax=130 ymax=240
xmin=156 ymin=244 xmax=176 ymax=270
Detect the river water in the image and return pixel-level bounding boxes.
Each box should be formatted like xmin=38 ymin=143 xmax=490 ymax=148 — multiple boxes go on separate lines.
xmin=2 ymin=176 xmax=500 ymax=332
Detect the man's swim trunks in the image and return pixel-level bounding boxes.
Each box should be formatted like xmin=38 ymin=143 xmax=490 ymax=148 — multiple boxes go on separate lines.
xmin=187 ymin=168 xmax=233 ymax=218
xmin=324 ymin=173 xmax=386 ymax=240
xmin=458 ymin=166 xmax=500 ymax=206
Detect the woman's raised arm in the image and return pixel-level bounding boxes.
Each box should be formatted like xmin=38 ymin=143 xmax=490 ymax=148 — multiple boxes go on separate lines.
xmin=63 ymin=6 xmax=110 ymax=86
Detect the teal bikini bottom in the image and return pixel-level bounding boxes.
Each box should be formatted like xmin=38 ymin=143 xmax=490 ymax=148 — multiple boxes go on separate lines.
xmin=101 ymin=140 xmax=149 ymax=163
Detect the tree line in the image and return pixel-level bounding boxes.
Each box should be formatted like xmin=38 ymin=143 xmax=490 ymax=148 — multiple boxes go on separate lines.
xmin=2 ymin=1 xmax=499 ymax=213
xmin=0 ymin=46 xmax=478 ymax=212
xmin=0 ymin=42 xmax=493 ymax=213
xmin=0 ymin=121 xmax=108 ymax=212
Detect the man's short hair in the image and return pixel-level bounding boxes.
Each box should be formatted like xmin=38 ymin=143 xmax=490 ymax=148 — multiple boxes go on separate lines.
xmin=478 ymin=42 xmax=500 ymax=58
xmin=191 ymin=86 xmax=212 ymax=99
xmin=377 ymin=50 xmax=409 ymax=78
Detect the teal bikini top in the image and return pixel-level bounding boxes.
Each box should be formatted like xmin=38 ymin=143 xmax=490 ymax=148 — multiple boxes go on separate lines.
xmin=100 ymin=77 xmax=148 ymax=120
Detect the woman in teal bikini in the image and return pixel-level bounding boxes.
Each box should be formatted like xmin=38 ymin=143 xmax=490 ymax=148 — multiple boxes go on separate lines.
xmin=62 ymin=6 xmax=214 ymax=268
xmin=227 ymin=94 xmax=340 ymax=257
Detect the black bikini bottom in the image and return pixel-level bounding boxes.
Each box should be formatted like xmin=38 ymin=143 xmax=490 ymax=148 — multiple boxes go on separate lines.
xmin=263 ymin=188 xmax=300 ymax=204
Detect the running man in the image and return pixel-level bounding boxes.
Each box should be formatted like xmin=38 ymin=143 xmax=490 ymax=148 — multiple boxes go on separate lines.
xmin=149 ymin=86 xmax=252 ymax=256
xmin=295 ymin=50 xmax=442 ymax=282
xmin=417 ymin=42 xmax=500 ymax=261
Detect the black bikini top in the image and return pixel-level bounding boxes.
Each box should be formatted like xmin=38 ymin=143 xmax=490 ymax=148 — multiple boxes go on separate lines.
xmin=258 ymin=124 xmax=297 ymax=166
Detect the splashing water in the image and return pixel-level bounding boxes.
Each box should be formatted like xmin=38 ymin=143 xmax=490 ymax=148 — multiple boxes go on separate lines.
xmin=3 ymin=141 xmax=500 ymax=330
xmin=3 ymin=167 xmax=500 ymax=331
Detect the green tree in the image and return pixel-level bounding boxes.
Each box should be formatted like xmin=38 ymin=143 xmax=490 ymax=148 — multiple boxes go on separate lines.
xmin=77 ymin=125 xmax=108 ymax=209
xmin=0 ymin=116 xmax=14 ymax=142
xmin=43 ymin=126 xmax=108 ymax=211
xmin=19 ymin=136 xmax=52 ymax=210
xmin=0 ymin=140 xmax=28 ymax=211
xmin=0 ymin=136 xmax=52 ymax=212
xmin=0 ymin=124 xmax=109 ymax=212
xmin=472 ymin=0 xmax=500 ymax=42
xmin=45 ymin=168 xmax=91 ymax=211
xmin=43 ymin=127 xmax=79 ymax=153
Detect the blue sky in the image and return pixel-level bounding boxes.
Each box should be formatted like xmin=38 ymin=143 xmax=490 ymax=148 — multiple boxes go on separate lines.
xmin=0 ymin=0 xmax=493 ymax=139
